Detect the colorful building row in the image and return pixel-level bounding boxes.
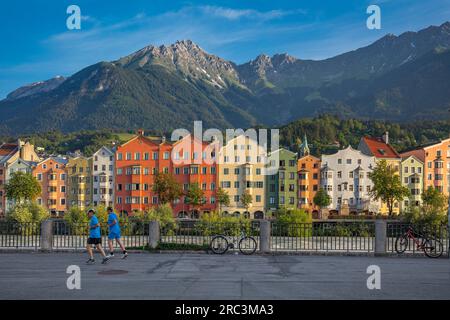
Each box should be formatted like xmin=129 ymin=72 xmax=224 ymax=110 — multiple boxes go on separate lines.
xmin=1 ymin=131 xmax=449 ymax=219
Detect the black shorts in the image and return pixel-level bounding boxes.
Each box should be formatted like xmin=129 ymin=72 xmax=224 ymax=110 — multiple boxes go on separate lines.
xmin=87 ymin=238 xmax=102 ymax=245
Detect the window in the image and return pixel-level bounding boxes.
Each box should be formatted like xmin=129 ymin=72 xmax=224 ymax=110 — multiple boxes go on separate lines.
xmin=224 ymin=168 xmax=229 ymax=175
xmin=144 ymin=153 xmax=149 ymax=160
xmin=256 ymin=195 xmax=261 ymax=203
xmin=234 ymin=168 xmax=240 ymax=175
xmin=153 ymin=152 xmax=158 ymax=160
xmin=346 ymin=159 xmax=352 ymax=164
xmin=234 ymin=195 xmax=240 ymax=203
xmin=163 ymin=152 xmax=169 ymax=160
xmin=126 ymin=152 xmax=131 ymax=160
xmin=117 ymin=168 xmax=123 ymax=175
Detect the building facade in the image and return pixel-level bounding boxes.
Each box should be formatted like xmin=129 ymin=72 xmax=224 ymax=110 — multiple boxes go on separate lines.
xmin=4 ymin=158 xmax=34 ymax=212
xmin=401 ymin=137 xmax=450 ymax=196
xmin=400 ymin=154 xmax=424 ymax=210
xmin=171 ymin=135 xmax=218 ymax=218
xmin=218 ymin=135 xmax=267 ymax=219
xmin=297 ymin=154 xmax=321 ymax=215
xmin=358 ymin=133 xmax=402 ymax=215
xmin=0 ymin=141 xmax=41 ymax=218
xmin=266 ymin=148 xmax=298 ymax=215
xmin=33 ymin=157 xmax=68 ymax=216
xmin=114 ymin=131 xmax=173 ymax=214
xmin=92 ymin=147 xmax=115 ymax=207
xmin=321 ymin=146 xmax=378 ymax=214
xmin=66 ymin=157 xmax=92 ymax=210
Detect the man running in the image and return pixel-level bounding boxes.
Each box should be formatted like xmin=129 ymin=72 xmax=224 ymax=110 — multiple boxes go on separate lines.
xmin=86 ymin=209 xmax=109 ymax=264
xmin=106 ymin=207 xmax=128 ymax=259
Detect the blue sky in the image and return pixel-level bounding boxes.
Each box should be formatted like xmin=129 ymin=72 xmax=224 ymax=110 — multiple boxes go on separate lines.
xmin=0 ymin=0 xmax=449 ymax=98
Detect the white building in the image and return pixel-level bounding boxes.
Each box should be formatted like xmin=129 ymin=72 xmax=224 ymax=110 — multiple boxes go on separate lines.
xmin=320 ymin=146 xmax=378 ymax=214
xmin=92 ymin=147 xmax=115 ymax=207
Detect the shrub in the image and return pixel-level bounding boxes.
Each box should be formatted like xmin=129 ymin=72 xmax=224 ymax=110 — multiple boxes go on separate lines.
xmin=196 ymin=211 xmax=252 ymax=237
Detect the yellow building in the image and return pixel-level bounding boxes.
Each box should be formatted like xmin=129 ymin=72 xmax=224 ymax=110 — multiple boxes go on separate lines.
xmin=66 ymin=157 xmax=93 ymax=209
xmin=217 ymin=134 xmax=267 ymax=219
xmin=358 ymin=132 xmax=402 ymax=215
xmin=400 ymin=154 xmax=424 ymax=211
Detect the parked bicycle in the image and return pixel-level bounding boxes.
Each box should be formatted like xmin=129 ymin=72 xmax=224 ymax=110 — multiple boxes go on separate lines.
xmin=395 ymin=225 xmax=444 ymax=258
xmin=210 ymin=230 xmax=257 ymax=255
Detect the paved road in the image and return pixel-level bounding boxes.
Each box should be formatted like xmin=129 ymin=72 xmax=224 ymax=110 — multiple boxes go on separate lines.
xmin=0 ymin=252 xmax=449 ymax=299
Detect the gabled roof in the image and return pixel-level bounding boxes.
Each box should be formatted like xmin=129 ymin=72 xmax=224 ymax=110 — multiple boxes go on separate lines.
xmin=361 ymin=136 xmax=400 ymax=159
xmin=400 ymin=150 xmax=425 ymax=163
xmin=298 ymin=154 xmax=320 ymax=162
xmin=0 ymin=143 xmax=18 ymax=156
xmin=400 ymin=153 xmax=424 ymax=164
xmin=93 ymin=146 xmax=114 ymax=156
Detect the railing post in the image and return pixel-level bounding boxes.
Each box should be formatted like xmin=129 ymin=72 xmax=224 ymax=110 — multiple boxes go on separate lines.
xmin=40 ymin=220 xmax=53 ymax=251
xmin=259 ymin=220 xmax=271 ymax=253
xmin=374 ymin=219 xmax=387 ymax=256
xmin=148 ymin=220 xmax=160 ymax=249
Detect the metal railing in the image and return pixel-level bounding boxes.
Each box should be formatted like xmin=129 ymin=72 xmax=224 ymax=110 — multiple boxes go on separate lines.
xmin=160 ymin=220 xmax=261 ymax=250
xmin=271 ymin=221 xmax=375 ymax=252
xmin=386 ymin=222 xmax=449 ymax=257
xmin=52 ymin=220 xmax=149 ymax=250
xmin=0 ymin=222 xmax=41 ymax=249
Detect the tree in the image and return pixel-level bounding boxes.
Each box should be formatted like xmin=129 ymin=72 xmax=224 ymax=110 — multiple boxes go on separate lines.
xmin=216 ymin=187 xmax=230 ymax=214
xmin=185 ymin=183 xmax=204 ymax=216
xmin=5 ymin=171 xmax=41 ymax=203
xmin=153 ymin=173 xmax=183 ymax=205
xmin=421 ymin=186 xmax=448 ymax=215
xmin=313 ymin=188 xmax=331 ymax=209
xmin=241 ymin=189 xmax=253 ymax=216
xmin=7 ymin=202 xmax=49 ymax=224
xmin=368 ymin=160 xmax=410 ymax=216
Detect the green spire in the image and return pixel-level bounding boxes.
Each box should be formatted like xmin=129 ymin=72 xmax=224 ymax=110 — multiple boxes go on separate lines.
xmin=299 ymin=134 xmax=310 ymax=156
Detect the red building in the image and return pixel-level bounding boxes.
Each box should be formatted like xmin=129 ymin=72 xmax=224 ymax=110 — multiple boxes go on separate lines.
xmin=114 ymin=131 xmax=217 ymax=218
xmin=171 ymin=135 xmax=217 ymax=218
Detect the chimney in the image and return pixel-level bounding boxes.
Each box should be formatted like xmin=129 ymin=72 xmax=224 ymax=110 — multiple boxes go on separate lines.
xmin=382 ymin=131 xmax=389 ymax=145
xmin=137 ymin=129 xmax=145 ymax=136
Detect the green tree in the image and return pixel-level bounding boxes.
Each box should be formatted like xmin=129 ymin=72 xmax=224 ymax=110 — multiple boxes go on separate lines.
xmin=185 ymin=183 xmax=204 ymax=216
xmin=216 ymin=187 xmax=230 ymax=214
xmin=153 ymin=173 xmax=183 ymax=205
xmin=368 ymin=160 xmax=410 ymax=216
xmin=241 ymin=189 xmax=253 ymax=216
xmin=7 ymin=202 xmax=49 ymax=224
xmin=313 ymin=188 xmax=331 ymax=209
xmin=5 ymin=171 xmax=41 ymax=203
xmin=421 ymin=186 xmax=448 ymax=214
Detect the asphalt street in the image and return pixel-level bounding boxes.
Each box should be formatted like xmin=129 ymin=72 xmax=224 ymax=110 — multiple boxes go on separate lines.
xmin=0 ymin=252 xmax=449 ymax=299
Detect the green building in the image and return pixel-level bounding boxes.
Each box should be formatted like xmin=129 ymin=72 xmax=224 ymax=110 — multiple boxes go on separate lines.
xmin=266 ymin=148 xmax=298 ymax=215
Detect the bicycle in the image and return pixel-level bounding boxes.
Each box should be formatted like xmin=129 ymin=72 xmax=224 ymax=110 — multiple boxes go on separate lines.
xmin=210 ymin=230 xmax=257 ymax=255
xmin=395 ymin=225 xmax=444 ymax=258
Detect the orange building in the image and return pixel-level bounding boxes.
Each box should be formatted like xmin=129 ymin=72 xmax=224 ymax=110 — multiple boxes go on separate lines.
xmin=297 ymin=155 xmax=321 ymax=217
xmin=115 ymin=131 xmax=218 ymax=217
xmin=114 ymin=131 xmax=172 ymax=214
xmin=32 ymin=157 xmax=68 ymax=216
xmin=171 ymin=135 xmax=217 ymax=218
xmin=401 ymin=137 xmax=450 ymax=195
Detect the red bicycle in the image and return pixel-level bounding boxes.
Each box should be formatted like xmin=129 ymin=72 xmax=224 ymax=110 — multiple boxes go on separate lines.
xmin=395 ymin=226 xmax=443 ymax=258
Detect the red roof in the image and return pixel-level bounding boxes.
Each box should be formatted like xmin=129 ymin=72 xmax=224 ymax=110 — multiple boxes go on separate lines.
xmin=362 ymin=137 xmax=400 ymax=159
xmin=400 ymin=149 xmax=425 ymax=162
xmin=0 ymin=143 xmax=18 ymax=156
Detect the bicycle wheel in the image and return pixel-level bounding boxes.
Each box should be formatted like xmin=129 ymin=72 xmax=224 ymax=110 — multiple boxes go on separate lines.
xmin=238 ymin=236 xmax=257 ymax=255
xmin=423 ymin=238 xmax=443 ymax=258
xmin=210 ymin=235 xmax=229 ymax=254
xmin=395 ymin=234 xmax=408 ymax=254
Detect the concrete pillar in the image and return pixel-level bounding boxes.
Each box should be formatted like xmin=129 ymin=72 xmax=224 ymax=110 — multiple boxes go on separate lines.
xmin=374 ymin=219 xmax=387 ymax=256
xmin=40 ymin=220 xmax=53 ymax=251
xmin=148 ymin=220 xmax=160 ymax=249
xmin=259 ymin=220 xmax=271 ymax=253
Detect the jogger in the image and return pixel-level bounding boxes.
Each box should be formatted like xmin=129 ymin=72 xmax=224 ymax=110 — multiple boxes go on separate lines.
xmin=106 ymin=207 xmax=128 ymax=259
xmin=86 ymin=209 xmax=109 ymax=264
